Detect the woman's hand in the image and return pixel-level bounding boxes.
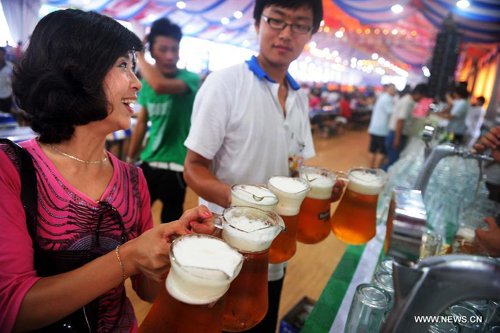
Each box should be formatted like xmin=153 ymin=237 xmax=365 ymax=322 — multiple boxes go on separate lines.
xmin=120 ymin=205 xmax=215 ymax=282
xmin=178 ymin=205 xmax=216 ymax=235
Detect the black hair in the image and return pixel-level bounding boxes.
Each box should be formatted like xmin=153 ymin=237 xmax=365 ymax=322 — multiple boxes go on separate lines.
xmin=476 ymin=96 xmax=485 ymax=104
xmin=453 ymin=85 xmax=469 ymax=99
xmin=0 ymin=47 xmax=5 ymax=54
xmin=147 ymin=18 xmax=182 ymax=49
xmin=412 ymin=83 xmax=428 ymax=96
xmin=12 ymin=9 xmax=142 ymax=143
xmin=253 ymin=0 xmax=323 ymax=34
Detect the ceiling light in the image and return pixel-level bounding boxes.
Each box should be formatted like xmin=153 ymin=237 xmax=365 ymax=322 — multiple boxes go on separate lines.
xmin=456 ymin=0 xmax=470 ymax=9
xmin=391 ymin=4 xmax=404 ymax=14
xmin=320 ymin=20 xmax=325 ymax=26
xmin=392 ymin=29 xmax=398 ymax=35
xmin=422 ymin=66 xmax=431 ymax=77
xmin=309 ymin=41 xmax=317 ymax=49
xmin=221 ymin=17 xmax=230 ymax=25
xmin=176 ymin=1 xmax=186 ymax=9
xmin=233 ymin=11 xmax=243 ymax=19
xmin=242 ymin=40 xmax=250 ymax=47
xmin=372 ymin=53 xmax=379 ymax=60
xmin=335 ymin=31 xmax=344 ymax=38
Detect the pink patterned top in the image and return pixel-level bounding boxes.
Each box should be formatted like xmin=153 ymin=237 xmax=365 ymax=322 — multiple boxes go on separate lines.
xmin=0 ymin=138 xmax=153 ymax=332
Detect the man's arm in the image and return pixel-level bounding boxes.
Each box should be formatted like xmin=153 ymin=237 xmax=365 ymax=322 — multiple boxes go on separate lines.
xmin=184 ymin=149 xmax=231 ymax=208
xmin=127 ymin=107 xmax=149 ymax=163
xmin=393 ymin=119 xmax=404 ymax=149
xmin=473 ymin=126 xmax=500 ymax=162
xmin=440 ymin=93 xmax=454 ymax=114
xmin=137 ymin=52 xmax=189 ymax=95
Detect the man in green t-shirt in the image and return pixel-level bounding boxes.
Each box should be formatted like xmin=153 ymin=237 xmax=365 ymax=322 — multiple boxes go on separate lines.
xmin=128 ymin=18 xmax=199 ymax=223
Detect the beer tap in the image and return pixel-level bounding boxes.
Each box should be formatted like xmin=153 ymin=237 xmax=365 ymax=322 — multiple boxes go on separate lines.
xmin=413 ymin=143 xmax=494 ymax=195
xmin=381 ymin=187 xmax=500 ymax=333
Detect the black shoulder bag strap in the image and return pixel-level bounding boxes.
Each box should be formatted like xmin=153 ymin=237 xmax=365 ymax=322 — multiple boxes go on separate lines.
xmin=0 ymin=138 xmax=38 ymax=241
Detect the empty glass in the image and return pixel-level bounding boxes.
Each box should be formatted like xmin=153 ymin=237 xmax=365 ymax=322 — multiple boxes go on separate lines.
xmin=344 ymin=284 xmax=392 ymax=333
xmin=448 ymin=303 xmax=483 ymax=333
xmin=420 ymin=229 xmax=443 ymax=259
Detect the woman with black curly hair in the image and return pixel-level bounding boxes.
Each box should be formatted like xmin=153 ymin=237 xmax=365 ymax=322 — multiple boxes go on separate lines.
xmin=0 ymin=9 xmax=214 ymax=332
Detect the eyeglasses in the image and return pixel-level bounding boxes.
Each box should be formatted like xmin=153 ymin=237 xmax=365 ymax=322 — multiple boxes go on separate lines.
xmin=261 ymin=15 xmax=313 ymax=35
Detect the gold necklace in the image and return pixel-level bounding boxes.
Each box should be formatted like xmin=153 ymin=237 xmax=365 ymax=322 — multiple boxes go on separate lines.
xmin=49 ymin=144 xmax=108 ymax=164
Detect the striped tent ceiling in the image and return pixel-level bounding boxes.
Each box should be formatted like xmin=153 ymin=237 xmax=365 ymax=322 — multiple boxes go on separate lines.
xmin=45 ymin=0 xmax=500 ymax=70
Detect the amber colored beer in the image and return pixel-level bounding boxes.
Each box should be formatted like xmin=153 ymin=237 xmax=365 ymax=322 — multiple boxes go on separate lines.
xmin=223 ymin=250 xmax=269 ymax=331
xmin=220 ymin=206 xmax=283 ymax=331
xmin=297 ymin=197 xmax=331 ymax=244
xmin=139 ymin=288 xmax=225 ymax=333
xmin=331 ymin=188 xmax=379 ymax=245
xmin=297 ymin=167 xmax=336 ymax=244
xmin=267 ymin=176 xmax=310 ymax=263
xmin=384 ymin=200 xmax=396 ymax=254
xmin=269 ymin=214 xmax=299 ymax=263
xmin=331 ymin=168 xmax=386 ymax=245
xmin=139 ymin=235 xmax=243 ymax=333
xmin=452 ymin=227 xmax=488 ymax=256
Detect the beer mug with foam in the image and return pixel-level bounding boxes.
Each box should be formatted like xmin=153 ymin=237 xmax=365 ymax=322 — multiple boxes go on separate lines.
xmin=297 ymin=167 xmax=338 ymax=244
xmin=219 ymin=206 xmax=285 ymax=332
xmin=331 ymin=168 xmax=387 ymax=245
xmin=267 ymin=176 xmax=310 ymax=263
xmin=139 ymin=234 xmax=243 ymax=333
xmin=231 ymin=184 xmax=279 ymax=212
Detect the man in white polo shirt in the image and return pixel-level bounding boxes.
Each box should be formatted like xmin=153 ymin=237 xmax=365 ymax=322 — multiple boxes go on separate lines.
xmin=184 ymin=1 xmax=343 ymax=331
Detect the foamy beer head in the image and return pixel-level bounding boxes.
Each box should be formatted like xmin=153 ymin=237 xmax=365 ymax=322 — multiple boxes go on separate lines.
xmin=167 ymin=234 xmax=243 ymax=305
xmin=347 ymin=168 xmax=387 ymax=196
xmin=300 ymin=167 xmax=337 ymax=200
xmin=221 ymin=206 xmax=285 ymax=252
xmin=231 ymin=185 xmax=279 ymax=211
xmin=267 ymin=176 xmax=311 ymax=216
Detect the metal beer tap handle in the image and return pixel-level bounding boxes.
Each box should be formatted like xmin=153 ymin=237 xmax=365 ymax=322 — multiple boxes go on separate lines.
xmin=382 ymin=187 xmax=500 ymax=333
xmin=382 ymin=255 xmax=500 ymax=333
xmin=414 ymin=143 xmax=494 ymax=195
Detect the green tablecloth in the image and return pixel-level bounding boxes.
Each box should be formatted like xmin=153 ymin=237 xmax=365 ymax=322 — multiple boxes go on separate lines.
xmin=301 ymin=228 xmax=386 ymax=333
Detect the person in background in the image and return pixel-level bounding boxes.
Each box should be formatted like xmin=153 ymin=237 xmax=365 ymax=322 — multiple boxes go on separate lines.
xmin=127 ymin=18 xmax=199 ymax=223
xmin=183 ymin=0 xmax=344 ymax=331
xmin=437 ymin=85 xmax=469 ymax=145
xmin=321 ymin=86 xmax=340 ymax=107
xmin=308 ymin=87 xmax=322 ymax=109
xmin=0 ymin=10 xmax=214 ymax=332
xmin=367 ymin=83 xmax=397 ymax=168
xmin=339 ymin=93 xmax=352 ymax=120
xmin=0 ymin=47 xmax=13 ymax=113
xmin=473 ymin=126 xmax=500 ymax=257
xmin=465 ymin=96 xmax=487 ymax=149
xmin=382 ymin=84 xmax=427 ymax=171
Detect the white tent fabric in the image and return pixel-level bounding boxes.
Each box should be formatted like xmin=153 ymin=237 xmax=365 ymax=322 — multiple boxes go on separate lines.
xmin=1 ymin=0 xmax=41 ymax=44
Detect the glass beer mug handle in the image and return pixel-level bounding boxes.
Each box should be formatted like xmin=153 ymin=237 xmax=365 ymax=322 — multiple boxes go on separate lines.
xmin=335 ymin=171 xmax=349 ymax=183
xmin=212 ymin=213 xmax=224 ymax=230
xmin=268 ymin=211 xmax=287 ymax=233
xmin=211 ymin=213 xmax=224 ymax=238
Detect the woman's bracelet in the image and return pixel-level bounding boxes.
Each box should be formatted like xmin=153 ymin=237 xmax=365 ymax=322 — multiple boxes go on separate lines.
xmin=115 ymin=245 xmax=126 ymax=284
